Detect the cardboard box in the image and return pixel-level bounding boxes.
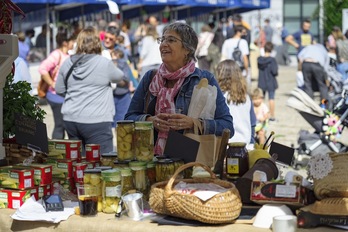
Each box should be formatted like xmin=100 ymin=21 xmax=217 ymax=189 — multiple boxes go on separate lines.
xmin=0 ymin=166 xmax=35 ymax=189
xmin=48 ymin=139 xmax=81 ymax=160
xmin=0 ymin=187 xmax=38 ymax=209
xmin=250 ymin=174 xmax=315 ymax=207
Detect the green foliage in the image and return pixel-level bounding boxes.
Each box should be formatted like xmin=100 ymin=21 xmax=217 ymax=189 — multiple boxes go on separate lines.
xmin=3 ymin=72 xmax=46 ymax=139
xmin=323 ymin=0 xmax=348 ymax=37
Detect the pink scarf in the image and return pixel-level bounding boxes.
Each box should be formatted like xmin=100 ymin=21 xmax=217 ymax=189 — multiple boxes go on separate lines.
xmin=149 ymin=60 xmax=196 ymax=155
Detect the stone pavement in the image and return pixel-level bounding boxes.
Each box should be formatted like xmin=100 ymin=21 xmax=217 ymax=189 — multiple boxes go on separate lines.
xmin=40 ymin=64 xmax=348 ymax=151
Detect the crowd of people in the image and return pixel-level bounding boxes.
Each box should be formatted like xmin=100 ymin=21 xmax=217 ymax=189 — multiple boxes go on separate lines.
xmin=14 ymin=13 xmax=348 ymax=155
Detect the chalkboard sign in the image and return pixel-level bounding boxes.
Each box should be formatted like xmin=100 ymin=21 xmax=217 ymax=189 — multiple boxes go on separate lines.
xmin=15 ymin=114 xmax=48 ymax=153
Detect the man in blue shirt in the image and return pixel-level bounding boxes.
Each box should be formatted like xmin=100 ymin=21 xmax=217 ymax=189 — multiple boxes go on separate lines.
xmin=285 ymin=19 xmax=314 ymax=54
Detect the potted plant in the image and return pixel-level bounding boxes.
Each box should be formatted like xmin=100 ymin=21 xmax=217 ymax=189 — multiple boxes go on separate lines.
xmin=1 ymin=0 xmax=46 ymax=140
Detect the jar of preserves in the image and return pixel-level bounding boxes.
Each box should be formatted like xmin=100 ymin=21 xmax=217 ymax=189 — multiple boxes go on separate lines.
xmin=146 ymin=162 xmax=156 ymax=186
xmin=155 ymin=158 xmax=175 ymax=182
xmin=100 ymin=152 xmax=117 ymax=167
xmin=134 ymin=121 xmax=154 ymax=162
xmin=101 ymin=169 xmax=121 ymax=213
xmin=120 ymin=167 xmax=134 ymax=195
xmin=116 ymin=120 xmax=134 ymax=161
xmin=226 ymin=142 xmax=249 ymax=180
xmin=129 ymin=161 xmax=147 ymax=193
xmin=83 ymin=169 xmax=103 ymax=212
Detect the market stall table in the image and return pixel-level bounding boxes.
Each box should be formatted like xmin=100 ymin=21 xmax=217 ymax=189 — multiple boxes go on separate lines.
xmin=0 ymin=208 xmax=344 ymax=232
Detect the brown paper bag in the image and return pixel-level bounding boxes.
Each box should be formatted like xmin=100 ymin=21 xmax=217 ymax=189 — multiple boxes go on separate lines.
xmin=184 ymin=119 xmax=221 ymax=168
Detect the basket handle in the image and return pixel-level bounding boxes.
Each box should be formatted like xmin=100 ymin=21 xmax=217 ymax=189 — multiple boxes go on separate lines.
xmin=164 ymin=162 xmax=216 ymax=193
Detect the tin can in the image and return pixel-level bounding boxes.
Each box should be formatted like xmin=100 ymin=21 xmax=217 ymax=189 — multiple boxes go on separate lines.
xmin=116 ymin=120 xmax=134 ymax=161
xmin=73 ymin=163 xmax=88 ymax=184
xmin=134 ymin=121 xmax=154 ymax=162
xmin=85 ymin=144 xmax=101 ymax=162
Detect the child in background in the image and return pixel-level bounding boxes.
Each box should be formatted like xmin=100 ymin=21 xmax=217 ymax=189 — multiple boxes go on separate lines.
xmin=252 ymin=88 xmax=270 ymax=145
xmin=257 ymin=41 xmax=278 ymax=121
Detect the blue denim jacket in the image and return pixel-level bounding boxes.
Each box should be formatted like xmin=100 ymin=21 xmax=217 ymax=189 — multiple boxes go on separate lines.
xmin=125 ymin=68 xmax=234 ymax=138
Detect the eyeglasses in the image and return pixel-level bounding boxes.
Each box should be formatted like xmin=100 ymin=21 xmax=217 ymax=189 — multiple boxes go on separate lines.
xmin=157 ymin=36 xmax=183 ymax=44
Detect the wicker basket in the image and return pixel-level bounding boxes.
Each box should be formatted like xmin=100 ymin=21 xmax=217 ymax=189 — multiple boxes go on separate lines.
xmin=313 ymin=152 xmax=348 ymax=199
xmin=149 ymin=162 xmax=242 ymax=224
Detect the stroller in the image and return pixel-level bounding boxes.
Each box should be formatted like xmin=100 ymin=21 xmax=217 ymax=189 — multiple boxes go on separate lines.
xmin=287 ymin=87 xmax=348 ymax=168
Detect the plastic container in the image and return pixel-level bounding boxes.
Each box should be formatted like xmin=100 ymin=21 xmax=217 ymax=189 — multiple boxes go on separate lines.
xmin=101 ymin=169 xmax=121 ymax=213
xmin=134 ymin=121 xmax=154 ymax=162
xmin=116 ymin=120 xmax=134 ymax=161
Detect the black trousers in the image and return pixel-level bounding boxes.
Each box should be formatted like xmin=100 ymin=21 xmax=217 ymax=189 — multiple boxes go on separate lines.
xmin=302 ymin=61 xmax=329 ymax=102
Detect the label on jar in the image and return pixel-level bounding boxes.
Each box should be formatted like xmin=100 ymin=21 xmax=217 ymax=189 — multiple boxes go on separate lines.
xmin=105 ymin=185 xmax=122 ymax=197
xmin=227 ymin=158 xmax=239 ymax=174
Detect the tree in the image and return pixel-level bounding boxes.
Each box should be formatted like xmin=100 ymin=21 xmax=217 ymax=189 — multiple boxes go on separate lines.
xmin=322 ymin=0 xmax=348 ymax=37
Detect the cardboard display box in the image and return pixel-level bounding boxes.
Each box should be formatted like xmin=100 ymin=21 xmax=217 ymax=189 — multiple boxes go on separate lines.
xmin=250 ymin=174 xmax=315 ymax=207
xmin=48 ymin=139 xmax=81 ymax=160
xmin=0 ymin=166 xmax=35 ymax=189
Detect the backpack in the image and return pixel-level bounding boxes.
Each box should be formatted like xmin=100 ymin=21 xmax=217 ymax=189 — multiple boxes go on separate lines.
xmin=232 ymin=40 xmax=244 ymax=70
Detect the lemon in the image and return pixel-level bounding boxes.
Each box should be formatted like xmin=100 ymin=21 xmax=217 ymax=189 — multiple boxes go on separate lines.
xmin=248 ymin=147 xmax=271 ymax=169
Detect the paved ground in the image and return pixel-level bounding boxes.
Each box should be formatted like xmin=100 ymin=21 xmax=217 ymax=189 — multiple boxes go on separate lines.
xmin=40 ymin=62 xmax=348 ymax=158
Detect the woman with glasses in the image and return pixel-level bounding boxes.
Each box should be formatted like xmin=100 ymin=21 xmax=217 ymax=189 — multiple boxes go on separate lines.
xmin=125 ymin=22 xmax=234 ymax=156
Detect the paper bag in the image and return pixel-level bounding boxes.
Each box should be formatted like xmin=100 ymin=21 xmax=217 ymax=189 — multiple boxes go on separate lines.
xmin=185 ymin=119 xmax=221 ymax=168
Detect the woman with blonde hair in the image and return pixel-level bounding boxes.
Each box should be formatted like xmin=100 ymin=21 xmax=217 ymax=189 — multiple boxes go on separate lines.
xmin=56 ymin=27 xmax=124 ymax=154
xmin=216 ymin=59 xmax=256 ymax=148
xmin=138 ymin=24 xmax=162 ymax=79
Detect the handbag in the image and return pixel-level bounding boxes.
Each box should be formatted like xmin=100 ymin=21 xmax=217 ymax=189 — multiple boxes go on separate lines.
xmin=37 ymin=52 xmax=62 ymax=98
xmin=184 ymin=119 xmax=222 ymax=168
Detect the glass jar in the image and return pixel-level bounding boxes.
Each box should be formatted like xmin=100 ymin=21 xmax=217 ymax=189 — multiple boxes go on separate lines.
xmin=101 ymin=169 xmax=121 ymax=213
xmin=129 ymin=161 xmax=147 ymax=193
xmin=155 ymin=158 xmax=175 ymax=182
xmin=83 ymin=169 xmax=103 ymax=212
xmin=116 ymin=120 xmax=134 ymax=161
xmin=146 ymin=162 xmax=156 ymax=187
xmin=134 ymin=121 xmax=154 ymax=162
xmin=226 ymin=142 xmax=249 ymax=180
xmin=120 ymin=167 xmax=134 ymax=195
xmin=100 ymin=152 xmax=117 ymax=167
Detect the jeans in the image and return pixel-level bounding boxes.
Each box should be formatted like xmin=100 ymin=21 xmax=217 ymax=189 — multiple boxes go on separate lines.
xmin=112 ymin=93 xmax=132 ymax=127
xmin=337 ymin=62 xmax=348 ymax=81
xmin=47 ymin=99 xmax=65 ymax=139
xmin=302 ymin=61 xmax=329 ymax=102
xmin=64 ymin=121 xmax=113 ymax=155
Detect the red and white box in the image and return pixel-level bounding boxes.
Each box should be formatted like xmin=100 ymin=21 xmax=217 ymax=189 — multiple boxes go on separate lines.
xmin=0 ymin=167 xmax=34 ymax=189
xmin=0 ymin=187 xmax=38 ymax=209
xmin=38 ymin=183 xmax=53 ymax=198
xmin=48 ymin=139 xmax=81 ymax=160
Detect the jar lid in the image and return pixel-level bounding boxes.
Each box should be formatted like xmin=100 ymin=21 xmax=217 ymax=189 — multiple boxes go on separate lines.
xmin=114 ymin=159 xmax=131 ymax=165
xmin=146 ymin=162 xmax=156 ymax=168
xmin=116 ymin=120 xmax=134 ymax=124
xmin=156 ymin=158 xmax=174 ymax=164
xmin=95 ymin=166 xmax=113 ymax=171
xmin=129 ymin=161 xmax=147 ymax=170
xmin=135 ymin=121 xmax=153 ymax=128
xmin=101 ymin=168 xmax=120 ymax=176
xmin=228 ymin=142 xmax=246 ymax=147
xmin=84 ymin=168 xmax=102 ymax=174
xmin=120 ymin=167 xmax=132 ymax=176
xmin=101 ymin=152 xmax=117 ymax=158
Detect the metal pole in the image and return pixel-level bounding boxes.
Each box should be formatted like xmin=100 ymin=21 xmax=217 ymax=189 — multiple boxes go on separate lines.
xmin=46 ymin=3 xmax=50 ymax=57
xmin=319 ymin=0 xmax=324 ymax=44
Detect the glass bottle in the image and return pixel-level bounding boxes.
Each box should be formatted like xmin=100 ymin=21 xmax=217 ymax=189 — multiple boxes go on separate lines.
xmin=116 ymin=120 xmax=134 ymax=161
xmin=226 ymin=142 xmax=249 ymax=180
xmin=120 ymin=167 xmax=134 ymax=195
xmin=129 ymin=161 xmax=147 ymax=193
xmin=134 ymin=121 xmax=154 ymax=162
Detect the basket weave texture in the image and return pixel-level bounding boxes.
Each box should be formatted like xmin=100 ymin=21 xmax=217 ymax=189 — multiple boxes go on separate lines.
xmin=314 ymin=152 xmax=348 ymax=199
xmin=4 ymin=141 xmax=46 ymax=165
xmin=149 ymin=162 xmax=242 ymax=224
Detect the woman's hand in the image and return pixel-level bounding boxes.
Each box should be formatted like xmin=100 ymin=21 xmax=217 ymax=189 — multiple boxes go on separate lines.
xmin=167 ymin=113 xmax=194 ymax=130
xmin=147 ymin=115 xmax=170 ymax=132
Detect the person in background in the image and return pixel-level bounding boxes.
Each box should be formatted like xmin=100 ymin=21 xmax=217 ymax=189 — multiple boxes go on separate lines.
xmin=263 ymin=18 xmax=273 ymax=43
xmin=297 ymin=43 xmax=330 ymax=105
xmin=110 ymin=49 xmax=132 ymax=125
xmin=108 ymin=21 xmax=131 ymax=55
xmin=196 ymin=24 xmax=214 ymax=71
xmin=125 ymin=22 xmax=234 ymax=155
xmin=257 ymin=41 xmax=278 ymax=121
xmin=16 ymin=31 xmax=30 ymax=65
xmin=38 ymin=33 xmax=75 ymax=139
xmin=13 ymin=57 xmax=32 ymax=94
xmin=216 ymin=59 xmax=256 ymax=149
xmin=55 ymin=27 xmax=124 ymax=154
xmin=35 ymin=24 xmax=48 ymax=48
xmin=24 ymin=29 xmax=35 ymax=49
xmin=138 ymin=24 xmax=162 ymax=80
xmin=221 ymin=25 xmax=249 ymax=78
xmin=252 ymin=88 xmax=269 ymax=145
xmin=286 ymin=18 xmax=314 ymax=54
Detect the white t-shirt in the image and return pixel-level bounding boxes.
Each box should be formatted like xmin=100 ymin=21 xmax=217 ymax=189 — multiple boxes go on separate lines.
xmin=140 ymin=36 xmax=162 ymax=67
xmin=221 ymin=38 xmax=249 ymax=61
